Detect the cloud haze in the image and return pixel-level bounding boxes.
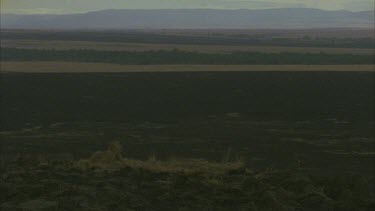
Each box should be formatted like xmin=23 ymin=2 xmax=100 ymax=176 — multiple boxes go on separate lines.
xmin=1 ymin=0 xmax=374 ymax=14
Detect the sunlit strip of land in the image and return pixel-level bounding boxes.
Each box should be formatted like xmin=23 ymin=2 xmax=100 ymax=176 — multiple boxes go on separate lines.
xmin=1 ymin=62 xmax=374 ymax=73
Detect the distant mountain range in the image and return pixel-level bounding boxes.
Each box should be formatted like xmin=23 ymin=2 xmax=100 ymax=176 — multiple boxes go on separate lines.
xmin=1 ymin=8 xmax=374 ymax=29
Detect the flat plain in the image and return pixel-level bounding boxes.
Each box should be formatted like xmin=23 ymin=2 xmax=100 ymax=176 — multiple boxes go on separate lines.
xmin=2 ymin=62 xmax=375 ymax=73
xmin=2 ymin=39 xmax=374 ymax=54
xmin=2 ymin=71 xmax=374 ymax=173
xmin=1 ymin=29 xmax=375 ymax=210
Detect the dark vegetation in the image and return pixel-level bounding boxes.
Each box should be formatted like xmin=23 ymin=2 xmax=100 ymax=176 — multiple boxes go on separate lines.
xmin=2 ymin=72 xmax=374 ymax=130
xmin=1 ymin=142 xmax=374 ymax=211
xmin=1 ymin=29 xmax=375 ymax=210
xmin=1 ymin=71 xmax=374 ymax=210
xmin=2 ymin=48 xmax=374 ymax=64
xmin=1 ymin=72 xmax=373 ymax=174
xmin=2 ymin=30 xmax=374 ymax=48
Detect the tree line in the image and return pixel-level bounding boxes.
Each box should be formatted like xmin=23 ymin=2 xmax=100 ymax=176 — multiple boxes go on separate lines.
xmin=2 ymin=48 xmax=374 ymax=65
xmin=2 ymin=31 xmax=374 ymax=48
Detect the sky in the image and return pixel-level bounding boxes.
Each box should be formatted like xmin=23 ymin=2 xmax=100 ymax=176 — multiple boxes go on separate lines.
xmin=1 ymin=0 xmax=374 ymax=14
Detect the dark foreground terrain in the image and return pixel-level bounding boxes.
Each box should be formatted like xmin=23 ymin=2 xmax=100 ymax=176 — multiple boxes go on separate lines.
xmin=1 ymin=71 xmax=374 ymax=210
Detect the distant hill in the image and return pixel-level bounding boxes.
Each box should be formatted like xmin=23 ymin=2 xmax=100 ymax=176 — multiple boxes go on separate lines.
xmin=1 ymin=8 xmax=374 ymax=29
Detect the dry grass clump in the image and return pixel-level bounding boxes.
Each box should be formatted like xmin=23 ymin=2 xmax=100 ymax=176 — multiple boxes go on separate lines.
xmin=76 ymin=142 xmax=245 ymax=174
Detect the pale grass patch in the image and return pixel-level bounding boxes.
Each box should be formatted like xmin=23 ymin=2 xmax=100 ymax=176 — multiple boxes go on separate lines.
xmin=76 ymin=142 xmax=245 ymax=174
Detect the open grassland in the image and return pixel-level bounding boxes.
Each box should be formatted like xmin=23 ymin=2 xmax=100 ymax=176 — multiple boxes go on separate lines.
xmin=1 ymin=72 xmax=374 ymax=171
xmin=2 ymin=39 xmax=374 ymax=55
xmin=1 ymin=142 xmax=374 ymax=211
xmin=1 ymin=62 xmax=374 ymax=73
xmin=1 ymin=71 xmax=374 ymax=210
xmin=1 ymin=29 xmax=374 ymax=211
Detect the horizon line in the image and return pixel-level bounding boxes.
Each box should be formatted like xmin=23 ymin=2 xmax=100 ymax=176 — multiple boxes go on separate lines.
xmin=1 ymin=7 xmax=374 ymax=16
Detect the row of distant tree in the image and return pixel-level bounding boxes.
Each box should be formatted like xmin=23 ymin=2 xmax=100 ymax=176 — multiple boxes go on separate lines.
xmin=2 ymin=31 xmax=374 ymax=48
xmin=2 ymin=48 xmax=374 ymax=65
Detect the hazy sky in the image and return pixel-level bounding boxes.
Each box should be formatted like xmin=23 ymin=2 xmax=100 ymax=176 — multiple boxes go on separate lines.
xmin=1 ymin=0 xmax=374 ymax=14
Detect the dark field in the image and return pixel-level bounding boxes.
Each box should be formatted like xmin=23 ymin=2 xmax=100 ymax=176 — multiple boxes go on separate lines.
xmin=1 ymin=71 xmax=375 ymax=210
xmin=1 ymin=71 xmax=374 ymax=172
xmin=3 ymin=48 xmax=373 ymax=65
